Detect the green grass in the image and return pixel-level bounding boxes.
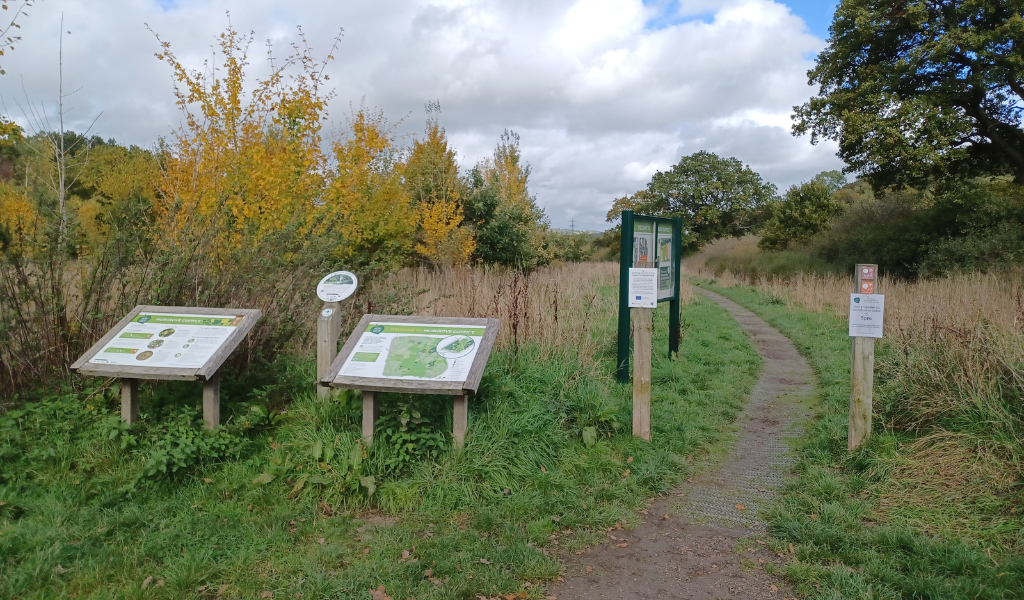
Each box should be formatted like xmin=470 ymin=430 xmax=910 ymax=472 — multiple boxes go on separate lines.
xmin=0 ymin=294 xmax=760 ymax=599
xmin=699 ymin=281 xmax=1024 ymax=600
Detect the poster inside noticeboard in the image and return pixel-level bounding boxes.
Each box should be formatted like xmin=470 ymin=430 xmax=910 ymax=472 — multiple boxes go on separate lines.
xmin=632 ymin=220 xmax=654 ymax=267
xmin=657 ymin=221 xmax=674 ymax=300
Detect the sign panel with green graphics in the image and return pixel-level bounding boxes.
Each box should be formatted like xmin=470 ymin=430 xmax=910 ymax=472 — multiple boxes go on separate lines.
xmin=617 ymin=211 xmax=682 ymax=383
xmin=339 ymin=322 xmax=486 ymax=382
xmin=321 ymin=314 xmax=501 ymax=396
xmin=88 ymin=312 xmax=245 ymax=370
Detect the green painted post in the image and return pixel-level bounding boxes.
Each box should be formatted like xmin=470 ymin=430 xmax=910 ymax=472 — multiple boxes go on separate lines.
xmin=669 ymin=217 xmax=682 ymax=357
xmin=617 ymin=210 xmax=633 ymax=383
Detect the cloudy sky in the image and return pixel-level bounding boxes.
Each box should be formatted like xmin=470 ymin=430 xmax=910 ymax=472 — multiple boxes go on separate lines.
xmin=0 ymin=0 xmax=844 ymax=230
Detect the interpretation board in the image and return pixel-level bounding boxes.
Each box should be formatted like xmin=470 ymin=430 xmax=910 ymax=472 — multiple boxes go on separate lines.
xmin=70 ymin=305 xmax=261 ymax=430
xmin=321 ymin=314 xmax=499 ymax=395
xmin=321 ymin=314 xmax=500 ymax=448
xmin=617 ymin=210 xmax=682 ymax=383
xmin=71 ymin=306 xmax=261 ymax=381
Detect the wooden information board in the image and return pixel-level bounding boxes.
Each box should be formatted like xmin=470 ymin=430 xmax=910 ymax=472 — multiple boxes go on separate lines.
xmin=71 ymin=305 xmax=261 ymax=428
xmin=321 ymin=314 xmax=500 ymax=447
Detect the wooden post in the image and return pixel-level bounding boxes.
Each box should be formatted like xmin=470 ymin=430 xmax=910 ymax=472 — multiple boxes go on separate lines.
xmin=361 ymin=390 xmax=378 ymax=445
xmin=317 ymin=302 xmax=342 ymax=400
xmin=453 ymin=394 xmax=469 ymax=449
xmin=120 ymin=378 xmax=139 ymax=424
xmin=203 ymin=374 xmax=220 ymax=430
xmin=849 ymin=263 xmax=877 ymax=450
xmin=632 ymin=306 xmax=653 ymax=441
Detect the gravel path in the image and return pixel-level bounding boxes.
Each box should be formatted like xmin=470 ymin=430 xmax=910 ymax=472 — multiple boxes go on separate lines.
xmin=549 ymin=289 xmax=815 ymax=600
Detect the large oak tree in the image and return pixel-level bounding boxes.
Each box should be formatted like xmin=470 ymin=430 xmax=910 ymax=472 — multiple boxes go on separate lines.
xmin=794 ymin=0 xmax=1024 ymax=186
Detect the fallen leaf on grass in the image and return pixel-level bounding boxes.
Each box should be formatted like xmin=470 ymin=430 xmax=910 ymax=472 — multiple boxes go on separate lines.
xmin=810 ymin=513 xmax=819 ymax=520
xmin=141 ymin=576 xmax=153 ymax=589
xmin=616 ymin=543 xmax=629 ymax=548
xmin=260 ymin=592 xmax=272 ymax=598
xmin=788 ymin=543 xmax=795 ymax=554
xmin=686 ymin=477 xmax=694 ymax=483
xmin=369 ymin=585 xmax=391 ymax=600
xmin=735 ymin=504 xmax=746 ymax=511
xmin=318 ymin=537 xmax=325 ymax=544
xmin=423 ymin=568 xmax=433 ymax=578
xmin=203 ymin=478 xmax=212 ymax=483
xmin=362 ymin=547 xmax=370 ymax=554
xmin=770 ymin=584 xmax=779 ymax=592
xmin=401 ymin=550 xmax=411 ymax=561
xmin=621 ymin=469 xmax=631 ymax=478
xmin=218 ymin=584 xmax=229 ymax=595
xmin=540 ymin=466 xmax=546 ymax=473
xmin=627 ymin=456 xmax=634 ymax=463
xmin=155 ymin=580 xmax=165 ymax=588
xmin=479 ymin=558 xmax=491 ymax=565
xmin=252 ymin=473 xmax=275 ymax=485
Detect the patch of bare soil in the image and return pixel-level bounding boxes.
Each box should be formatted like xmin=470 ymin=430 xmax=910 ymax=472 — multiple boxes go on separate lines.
xmin=549 ymin=289 xmax=814 ymax=599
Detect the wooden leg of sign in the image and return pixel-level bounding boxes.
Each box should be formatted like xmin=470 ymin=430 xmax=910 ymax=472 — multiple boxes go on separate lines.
xmin=632 ymin=307 xmax=653 ymax=441
xmin=362 ymin=391 xmax=378 ymax=445
xmin=453 ymin=394 xmax=469 ymax=449
xmin=849 ymin=336 xmax=875 ymax=450
xmin=120 ymin=379 xmax=139 ymax=425
xmin=203 ymin=374 xmax=220 ymax=430
xmin=316 ymin=302 xmax=341 ymax=400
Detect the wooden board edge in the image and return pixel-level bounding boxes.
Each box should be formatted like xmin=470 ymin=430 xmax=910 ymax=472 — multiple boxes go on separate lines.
xmin=462 ymin=317 xmax=500 ymax=394
xmin=320 ymin=313 xmax=376 ymax=386
xmin=76 ymin=367 xmax=200 ymax=381
xmin=327 ymin=376 xmax=466 ymax=395
xmin=354 ymin=314 xmax=492 ymax=326
xmin=70 ymin=305 xmax=146 ymax=371
xmin=195 ymin=308 xmax=263 ymax=380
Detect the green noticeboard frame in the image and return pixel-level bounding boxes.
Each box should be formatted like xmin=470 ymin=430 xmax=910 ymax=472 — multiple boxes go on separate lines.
xmin=616 ymin=210 xmax=682 ymax=383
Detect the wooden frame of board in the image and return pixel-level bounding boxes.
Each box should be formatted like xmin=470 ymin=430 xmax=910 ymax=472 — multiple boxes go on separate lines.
xmin=320 ymin=314 xmax=500 ymax=448
xmin=70 ymin=305 xmax=261 ymax=429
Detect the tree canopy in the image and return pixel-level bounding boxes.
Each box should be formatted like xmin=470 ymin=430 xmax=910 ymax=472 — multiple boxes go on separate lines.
xmin=608 ymin=151 xmax=777 ymax=251
xmin=758 ymin=170 xmax=847 ymax=250
xmin=794 ymin=0 xmax=1024 ymax=187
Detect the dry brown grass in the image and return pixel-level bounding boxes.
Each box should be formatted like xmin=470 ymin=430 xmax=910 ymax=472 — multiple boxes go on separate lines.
xmin=377 ymin=262 xmax=693 ymax=359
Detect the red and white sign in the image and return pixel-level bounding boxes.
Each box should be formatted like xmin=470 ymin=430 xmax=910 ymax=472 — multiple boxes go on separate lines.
xmin=860 ymin=266 xmax=876 ymax=280
xmin=860 ymin=281 xmax=875 ymax=294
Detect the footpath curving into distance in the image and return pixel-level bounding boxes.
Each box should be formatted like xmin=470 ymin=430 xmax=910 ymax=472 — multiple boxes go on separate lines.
xmin=550 ymin=288 xmax=815 ymax=599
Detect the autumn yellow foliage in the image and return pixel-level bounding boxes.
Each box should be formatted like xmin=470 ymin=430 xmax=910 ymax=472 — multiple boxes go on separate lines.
xmin=152 ymin=26 xmax=332 ymax=256
xmin=0 ymin=181 xmax=35 ymax=255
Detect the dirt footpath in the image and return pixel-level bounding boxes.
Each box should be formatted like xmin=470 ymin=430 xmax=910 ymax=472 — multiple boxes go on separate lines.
xmin=549 ymin=289 xmax=815 ymax=600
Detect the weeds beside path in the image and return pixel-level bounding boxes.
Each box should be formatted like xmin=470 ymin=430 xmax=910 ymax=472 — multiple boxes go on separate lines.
xmin=702 ymin=281 xmax=1024 ymax=600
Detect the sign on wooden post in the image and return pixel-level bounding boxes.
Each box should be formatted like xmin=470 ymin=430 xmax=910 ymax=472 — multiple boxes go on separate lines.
xmin=617 ymin=211 xmax=682 ymax=440
xmin=70 ymin=306 xmax=261 ymax=430
xmin=848 ymin=264 xmax=883 ymax=450
xmin=315 ymin=271 xmax=358 ymax=399
xmin=320 ymin=315 xmax=500 ymax=449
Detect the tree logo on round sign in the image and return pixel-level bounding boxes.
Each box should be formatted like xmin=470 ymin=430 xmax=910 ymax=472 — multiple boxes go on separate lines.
xmin=316 ymin=271 xmax=358 ymax=302
xmin=436 ymin=335 xmax=475 ymax=359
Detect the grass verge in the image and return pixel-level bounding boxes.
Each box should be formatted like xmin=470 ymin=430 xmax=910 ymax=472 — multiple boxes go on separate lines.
xmin=700 ymin=281 xmax=1024 ymax=600
xmin=0 ymin=294 xmax=759 ymax=600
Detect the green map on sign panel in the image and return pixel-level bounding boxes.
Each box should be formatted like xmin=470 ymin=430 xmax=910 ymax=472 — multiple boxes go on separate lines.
xmin=383 ymin=336 xmax=448 ymax=378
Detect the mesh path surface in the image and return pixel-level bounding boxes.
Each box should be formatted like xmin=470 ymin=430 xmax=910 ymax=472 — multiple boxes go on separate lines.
xmin=549 ymin=289 xmax=815 ymax=599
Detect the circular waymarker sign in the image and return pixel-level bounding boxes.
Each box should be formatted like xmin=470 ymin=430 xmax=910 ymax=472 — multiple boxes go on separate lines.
xmin=317 ymin=271 xmax=358 ymax=302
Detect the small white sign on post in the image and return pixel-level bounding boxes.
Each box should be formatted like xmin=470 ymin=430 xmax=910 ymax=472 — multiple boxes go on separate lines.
xmin=627 ymin=268 xmax=658 ymax=308
xmin=849 ymin=294 xmax=885 ymax=338
xmin=317 ymin=271 xmax=358 ymax=302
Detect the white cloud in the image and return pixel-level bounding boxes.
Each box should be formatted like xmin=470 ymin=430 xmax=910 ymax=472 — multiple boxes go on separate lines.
xmin=0 ymin=0 xmax=843 ymax=230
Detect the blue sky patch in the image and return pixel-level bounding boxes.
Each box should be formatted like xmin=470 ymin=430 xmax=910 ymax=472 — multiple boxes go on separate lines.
xmin=642 ymin=0 xmax=838 ymax=40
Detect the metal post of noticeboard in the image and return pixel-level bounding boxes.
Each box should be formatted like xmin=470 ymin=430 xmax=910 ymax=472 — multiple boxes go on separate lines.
xmin=616 ymin=211 xmax=635 ymax=384
xmin=669 ymin=217 xmax=682 ymax=357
